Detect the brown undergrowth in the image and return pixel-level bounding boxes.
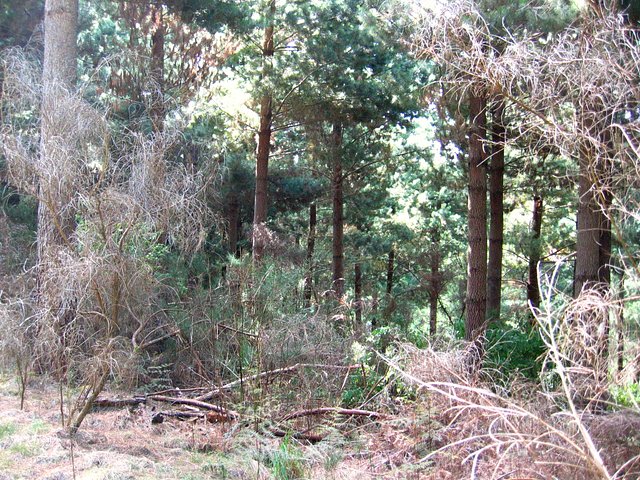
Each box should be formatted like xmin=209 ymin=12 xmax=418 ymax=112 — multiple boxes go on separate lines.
xmin=382 ymin=341 xmax=640 ymax=480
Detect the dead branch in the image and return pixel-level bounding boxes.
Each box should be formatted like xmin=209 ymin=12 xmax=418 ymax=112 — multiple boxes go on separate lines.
xmin=152 ymin=411 xmax=205 ymax=423
xmin=93 ymin=394 xmax=238 ymax=419
xmin=93 ymin=396 xmax=147 ymax=408
xmin=281 ymin=407 xmax=386 ymax=421
xmin=269 ymin=427 xmax=325 ymax=443
xmin=195 ymin=363 xmax=361 ymax=401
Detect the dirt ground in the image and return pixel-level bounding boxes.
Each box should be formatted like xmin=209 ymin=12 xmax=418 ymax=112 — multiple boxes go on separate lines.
xmin=0 ymin=375 xmax=433 ymax=480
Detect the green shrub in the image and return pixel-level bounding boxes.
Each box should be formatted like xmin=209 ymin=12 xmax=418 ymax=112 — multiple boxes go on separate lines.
xmin=270 ymin=435 xmax=305 ymax=480
xmin=484 ymin=322 xmax=546 ymax=382
xmin=610 ymin=383 xmax=640 ymax=409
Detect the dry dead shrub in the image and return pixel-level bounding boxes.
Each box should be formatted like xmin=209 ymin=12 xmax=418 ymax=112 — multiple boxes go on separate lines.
xmin=375 ymin=265 xmax=639 ymax=480
xmin=556 ymin=286 xmax=612 ymax=408
xmin=0 ymin=48 xmax=217 ymax=430
xmin=384 ymin=344 xmax=604 ymax=479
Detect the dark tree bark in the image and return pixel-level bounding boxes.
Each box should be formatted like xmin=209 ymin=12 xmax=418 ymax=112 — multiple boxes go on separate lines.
xmin=617 ymin=274 xmax=625 ymax=374
xmin=150 ymin=2 xmax=165 ymax=133
xmin=354 ymin=263 xmax=362 ymax=326
xmin=465 ymin=91 xmax=488 ymax=344
xmin=252 ymin=0 xmax=275 ymax=263
xmin=303 ymin=203 xmax=317 ymax=308
xmin=527 ymin=195 xmax=544 ymax=312
xmin=331 ymin=122 xmax=345 ymax=297
xmin=428 ymin=250 xmax=441 ymax=338
xmin=574 ymin=145 xmax=606 ymax=297
xmin=486 ymin=97 xmax=505 ymax=323
xmin=386 ymin=247 xmax=395 ymax=297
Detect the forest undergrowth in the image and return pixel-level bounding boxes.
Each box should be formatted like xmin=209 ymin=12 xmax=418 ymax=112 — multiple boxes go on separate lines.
xmin=1 ymin=198 xmax=639 ymax=478
xmin=2 ymin=2 xmax=640 ymax=479
xmin=1 ymin=238 xmax=640 ymax=479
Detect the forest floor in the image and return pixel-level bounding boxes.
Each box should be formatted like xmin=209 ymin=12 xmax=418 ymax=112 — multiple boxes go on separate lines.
xmin=0 ymin=375 xmax=435 ymax=480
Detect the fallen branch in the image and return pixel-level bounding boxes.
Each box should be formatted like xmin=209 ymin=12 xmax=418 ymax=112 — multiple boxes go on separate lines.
xmin=269 ymin=427 xmax=325 ymax=443
xmin=93 ymin=396 xmax=146 ymax=408
xmin=282 ymin=407 xmax=385 ymax=421
xmin=148 ymin=395 xmax=239 ymax=419
xmin=195 ymin=363 xmax=361 ymax=402
xmin=152 ymin=411 xmax=205 ymax=423
xmin=93 ymin=394 xmax=238 ymax=420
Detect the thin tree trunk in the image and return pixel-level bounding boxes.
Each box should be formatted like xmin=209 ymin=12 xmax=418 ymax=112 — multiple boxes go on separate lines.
xmin=429 ymin=294 xmax=438 ymax=338
xmin=386 ymin=247 xmax=395 ymax=297
xmin=617 ymin=273 xmax=625 ymax=373
xmin=331 ymin=122 xmax=344 ymax=298
xmin=486 ymin=97 xmax=505 ymax=323
xmin=303 ymin=203 xmax=317 ymax=308
xmin=465 ymin=91 xmax=488 ymax=345
xmin=226 ymin=192 xmax=239 ymax=256
xmin=252 ymin=0 xmax=275 ymax=263
xmin=527 ymin=195 xmax=543 ymax=312
xmin=150 ymin=3 xmax=164 ymax=133
xmin=429 ymin=250 xmax=440 ymax=338
xmin=354 ymin=263 xmax=362 ymax=326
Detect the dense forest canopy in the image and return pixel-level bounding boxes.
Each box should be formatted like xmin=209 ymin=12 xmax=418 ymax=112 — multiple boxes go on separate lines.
xmin=1 ymin=0 xmax=640 ymax=478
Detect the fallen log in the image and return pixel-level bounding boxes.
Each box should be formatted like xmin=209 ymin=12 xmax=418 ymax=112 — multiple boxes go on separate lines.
xmin=93 ymin=394 xmax=238 ymax=420
xmin=152 ymin=411 xmax=205 ymax=423
xmin=269 ymin=427 xmax=325 ymax=443
xmin=93 ymin=397 xmax=146 ymax=408
xmin=282 ymin=407 xmax=385 ymax=421
xmin=148 ymin=395 xmax=238 ymax=419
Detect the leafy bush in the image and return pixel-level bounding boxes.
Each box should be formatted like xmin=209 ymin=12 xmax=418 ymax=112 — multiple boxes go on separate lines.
xmin=610 ymin=383 xmax=640 ymax=409
xmin=484 ymin=322 xmax=546 ymax=382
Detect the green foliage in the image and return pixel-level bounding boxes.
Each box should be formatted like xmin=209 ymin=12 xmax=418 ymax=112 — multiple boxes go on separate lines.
xmin=178 ymin=0 xmax=251 ymax=33
xmin=484 ymin=322 xmax=546 ymax=381
xmin=1 ymin=187 xmax=36 ymax=231
xmin=610 ymin=383 xmax=640 ymax=409
xmin=0 ymin=422 xmax=16 ymax=440
xmin=269 ymin=435 xmax=305 ymax=480
xmin=0 ymin=0 xmax=42 ymax=48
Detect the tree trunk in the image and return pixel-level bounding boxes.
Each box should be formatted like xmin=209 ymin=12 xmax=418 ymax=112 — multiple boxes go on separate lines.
xmin=465 ymin=91 xmax=488 ymax=344
xmin=617 ymin=273 xmax=625 ymax=374
xmin=527 ymin=195 xmax=543 ymax=312
xmin=429 ymin=250 xmax=441 ymax=338
xmin=429 ymin=294 xmax=438 ymax=338
xmin=226 ymin=191 xmax=239 ymax=256
xmin=43 ymin=0 xmax=77 ymax=88
xmin=331 ymin=122 xmax=344 ymax=298
xmin=354 ymin=263 xmax=362 ymax=327
xmin=303 ymin=203 xmax=317 ymax=308
xmin=386 ymin=247 xmax=395 ymax=297
xmin=150 ymin=3 xmax=164 ymax=133
xmin=486 ymin=97 xmax=505 ymax=323
xmin=573 ymin=148 xmax=605 ymax=297
xmin=252 ymin=0 xmax=275 ymax=263
xmin=38 ymin=0 xmax=78 ymax=290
